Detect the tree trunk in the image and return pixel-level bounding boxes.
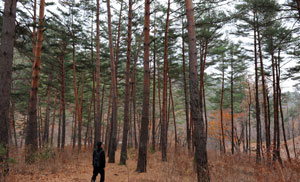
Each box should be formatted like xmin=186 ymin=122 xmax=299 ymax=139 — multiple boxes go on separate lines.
xmin=43 ymin=74 xmax=52 ymax=146
xmin=0 ymin=0 xmax=16 ymax=172
xmin=152 ymin=17 xmax=157 ymax=152
xmin=182 ymin=16 xmax=190 ymax=151
xmin=78 ymin=72 xmax=86 ymax=151
xmin=60 ymin=52 xmax=66 ymax=150
xmin=136 ymin=0 xmax=151 ymax=172
xmin=169 ymin=78 xmax=177 ymax=147
xmin=50 ymin=90 xmax=58 ymax=146
xmin=292 ymin=118 xmax=296 ymax=158
xmin=105 ymin=86 xmax=112 ymax=154
xmin=185 ymin=0 xmax=210 ymax=181
xmin=230 ymin=61 xmax=234 ymax=155
xmin=277 ymin=49 xmax=289 ymax=162
xmin=257 ymin=27 xmax=270 ymax=162
xmin=131 ymin=33 xmax=143 ymax=150
xmin=94 ymin=0 xmax=101 ymax=148
xmin=25 ymin=0 xmax=45 ymax=163
xmin=107 ymin=0 xmax=118 ymax=163
xmin=11 ymin=100 xmax=18 ymax=147
xmin=220 ymin=59 xmax=226 ymax=153
xmin=161 ymin=0 xmax=171 ymax=162
xmin=57 ymin=99 xmax=62 ymax=149
xmin=120 ymin=0 xmax=133 ymax=165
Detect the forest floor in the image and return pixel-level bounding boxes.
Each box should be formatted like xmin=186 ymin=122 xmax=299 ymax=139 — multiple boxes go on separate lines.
xmin=3 ymin=145 xmax=300 ymax=182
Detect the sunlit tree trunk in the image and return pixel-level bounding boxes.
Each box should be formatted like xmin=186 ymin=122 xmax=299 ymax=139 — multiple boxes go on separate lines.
xmin=25 ymin=0 xmax=45 ymax=163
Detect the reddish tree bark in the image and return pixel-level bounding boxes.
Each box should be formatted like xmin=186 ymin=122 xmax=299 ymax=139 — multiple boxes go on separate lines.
xmin=136 ymin=0 xmax=151 ymax=172
xmin=161 ymin=0 xmax=171 ymax=162
xmin=25 ymin=0 xmax=45 ymax=163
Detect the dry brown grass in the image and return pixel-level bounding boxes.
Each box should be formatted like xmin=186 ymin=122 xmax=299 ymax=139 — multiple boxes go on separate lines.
xmin=2 ymin=145 xmax=300 ymax=182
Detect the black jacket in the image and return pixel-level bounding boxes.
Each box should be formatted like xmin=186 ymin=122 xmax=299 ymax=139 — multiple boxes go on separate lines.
xmin=93 ymin=148 xmax=106 ymax=168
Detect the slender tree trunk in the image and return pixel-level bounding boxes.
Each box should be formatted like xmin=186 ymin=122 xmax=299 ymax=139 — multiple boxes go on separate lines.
xmin=292 ymin=118 xmax=296 ymax=158
xmin=131 ymin=34 xmax=143 ymax=150
xmin=32 ymin=0 xmax=37 ymax=62
xmin=152 ymin=18 xmax=157 ymax=152
xmin=50 ymin=90 xmax=58 ymax=146
xmin=107 ymin=0 xmax=118 ymax=163
xmin=38 ymin=101 xmax=43 ymax=148
xmin=185 ymin=0 xmax=210 ymax=181
xmin=43 ymin=74 xmax=52 ymax=146
xmin=78 ymin=72 xmax=86 ymax=151
xmin=57 ymin=99 xmax=62 ymax=149
xmin=11 ymin=100 xmax=18 ymax=147
xmin=271 ymin=51 xmax=279 ymax=162
xmin=253 ymin=11 xmax=261 ymax=163
xmin=277 ymin=49 xmax=288 ymax=162
xmin=25 ymin=0 xmax=45 ymax=163
xmin=60 ymin=51 xmax=66 ymax=150
xmin=161 ymin=0 xmax=171 ymax=162
xmin=181 ymin=17 xmax=190 ymax=150
xmin=169 ymin=78 xmax=177 ymax=147
xmin=105 ymin=86 xmax=112 ymax=154
xmin=136 ymin=0 xmax=151 ymax=172
xmin=257 ymin=27 xmax=270 ymax=162
xmin=230 ymin=61 xmax=234 ymax=155
xmin=120 ymin=0 xmax=133 ymax=165
xmin=220 ymin=59 xmax=226 ymax=153
xmin=85 ymin=95 xmax=93 ymax=148
xmin=248 ymin=83 xmax=251 ymax=154
xmin=94 ymin=0 xmax=101 ymax=148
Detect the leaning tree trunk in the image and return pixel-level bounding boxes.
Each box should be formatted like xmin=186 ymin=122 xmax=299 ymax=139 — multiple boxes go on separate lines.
xmin=25 ymin=0 xmax=45 ymax=163
xmin=107 ymin=0 xmax=118 ymax=163
xmin=136 ymin=0 xmax=151 ymax=172
xmin=161 ymin=0 xmax=171 ymax=162
xmin=185 ymin=0 xmax=210 ymax=181
xmin=0 ymin=0 xmax=17 ymax=175
xmin=120 ymin=0 xmax=133 ymax=165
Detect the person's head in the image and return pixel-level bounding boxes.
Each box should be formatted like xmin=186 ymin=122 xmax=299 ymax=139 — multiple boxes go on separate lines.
xmin=97 ymin=141 xmax=103 ymax=148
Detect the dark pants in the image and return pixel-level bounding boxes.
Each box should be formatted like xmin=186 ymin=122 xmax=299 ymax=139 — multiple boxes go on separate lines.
xmin=91 ymin=167 xmax=105 ymax=182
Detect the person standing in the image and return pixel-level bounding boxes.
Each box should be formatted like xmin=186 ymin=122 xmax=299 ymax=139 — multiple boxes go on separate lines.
xmin=91 ymin=141 xmax=106 ymax=182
